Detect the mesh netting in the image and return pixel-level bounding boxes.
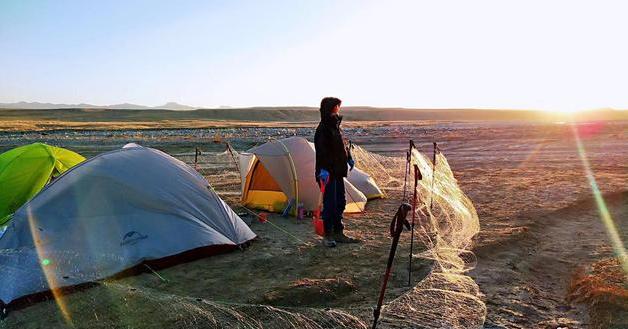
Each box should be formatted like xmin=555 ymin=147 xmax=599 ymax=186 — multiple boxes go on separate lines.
xmin=97 ymin=282 xmax=368 ymax=329
xmin=172 ymin=146 xmax=242 ymax=203
xmin=1 ymin=142 xmax=484 ymax=329
xmin=350 ymin=144 xmax=403 ymax=194
xmin=165 ymin=143 xmax=486 ymax=328
xmin=348 ymin=145 xmax=485 ymax=328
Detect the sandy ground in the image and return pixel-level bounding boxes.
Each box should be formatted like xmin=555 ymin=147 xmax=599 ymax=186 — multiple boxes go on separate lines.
xmin=472 ymin=192 xmax=627 ymax=329
xmin=0 ymin=120 xmax=626 ymax=328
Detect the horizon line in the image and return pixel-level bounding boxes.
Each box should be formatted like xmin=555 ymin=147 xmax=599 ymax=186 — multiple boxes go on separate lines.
xmin=0 ymin=101 xmax=626 ymax=112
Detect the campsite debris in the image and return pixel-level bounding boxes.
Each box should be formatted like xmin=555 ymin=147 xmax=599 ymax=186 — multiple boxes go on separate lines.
xmin=372 ymin=203 xmax=412 ymax=329
xmin=297 ymin=202 xmax=305 ymax=220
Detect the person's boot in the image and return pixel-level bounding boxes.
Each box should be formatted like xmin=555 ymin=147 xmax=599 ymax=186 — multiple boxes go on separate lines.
xmin=322 ymin=233 xmax=337 ymax=248
xmin=333 ymin=229 xmax=361 ymax=243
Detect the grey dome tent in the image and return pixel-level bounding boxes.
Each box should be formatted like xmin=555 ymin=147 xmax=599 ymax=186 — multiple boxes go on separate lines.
xmin=0 ymin=145 xmax=255 ymax=305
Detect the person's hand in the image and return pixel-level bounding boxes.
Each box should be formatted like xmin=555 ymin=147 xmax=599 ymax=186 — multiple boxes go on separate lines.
xmin=348 ymin=158 xmax=355 ymax=171
xmin=318 ymin=169 xmax=330 ymax=186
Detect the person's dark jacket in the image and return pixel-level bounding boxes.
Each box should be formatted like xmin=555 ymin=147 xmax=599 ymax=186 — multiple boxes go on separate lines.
xmin=314 ymin=113 xmax=352 ymax=180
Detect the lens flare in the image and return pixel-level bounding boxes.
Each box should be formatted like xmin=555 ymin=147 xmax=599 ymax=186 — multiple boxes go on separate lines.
xmin=517 ymin=142 xmax=547 ymax=169
xmin=571 ymin=123 xmax=628 ymax=279
xmin=26 ymin=206 xmax=73 ymax=325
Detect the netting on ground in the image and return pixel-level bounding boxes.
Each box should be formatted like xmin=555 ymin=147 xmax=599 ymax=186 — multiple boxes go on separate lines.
xmin=1 ymin=142 xmax=484 ymax=329
xmin=176 ymin=142 xmax=486 ymax=328
xmin=98 ymin=282 xmax=368 ymax=329
xmin=350 ymin=145 xmax=486 ymax=328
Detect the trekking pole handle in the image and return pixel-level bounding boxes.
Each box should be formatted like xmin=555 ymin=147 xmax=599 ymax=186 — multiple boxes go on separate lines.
xmin=413 ymin=164 xmax=422 ymax=183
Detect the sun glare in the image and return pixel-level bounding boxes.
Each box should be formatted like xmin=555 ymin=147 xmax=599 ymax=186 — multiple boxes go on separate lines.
xmin=543 ymin=108 xmax=584 ymax=114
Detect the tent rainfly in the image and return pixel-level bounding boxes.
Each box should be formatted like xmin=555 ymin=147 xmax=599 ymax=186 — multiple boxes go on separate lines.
xmin=346 ymin=167 xmax=385 ymax=200
xmin=0 ymin=143 xmax=85 ymax=225
xmin=238 ymin=137 xmax=381 ymax=214
xmin=0 ymin=144 xmax=255 ymax=305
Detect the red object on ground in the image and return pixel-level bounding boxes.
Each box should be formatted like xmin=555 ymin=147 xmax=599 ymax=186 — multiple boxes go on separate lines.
xmin=313 ymin=218 xmax=325 ymax=236
xmin=312 ymin=212 xmax=324 ymax=236
xmin=315 ymin=179 xmax=326 ymax=236
xmin=258 ymin=212 xmax=268 ymax=223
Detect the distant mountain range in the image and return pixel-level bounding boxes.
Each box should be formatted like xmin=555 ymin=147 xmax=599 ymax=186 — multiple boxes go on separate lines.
xmin=0 ymin=101 xmax=197 ymax=110
xmin=1 ymin=101 xmax=626 ymax=123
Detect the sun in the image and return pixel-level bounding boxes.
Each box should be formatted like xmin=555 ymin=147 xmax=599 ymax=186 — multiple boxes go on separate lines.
xmin=543 ymin=107 xmax=585 ymax=114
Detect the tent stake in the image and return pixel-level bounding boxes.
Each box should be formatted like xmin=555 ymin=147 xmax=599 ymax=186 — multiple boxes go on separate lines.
xmin=0 ymin=301 xmax=7 ymax=321
xmin=372 ymin=203 xmax=412 ymax=329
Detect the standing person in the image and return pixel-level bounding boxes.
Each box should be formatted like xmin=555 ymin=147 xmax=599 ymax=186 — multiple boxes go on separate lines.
xmin=315 ymin=97 xmax=361 ymax=247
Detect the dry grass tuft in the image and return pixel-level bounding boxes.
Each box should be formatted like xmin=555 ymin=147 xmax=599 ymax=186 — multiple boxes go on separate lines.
xmin=568 ymin=258 xmax=628 ymax=328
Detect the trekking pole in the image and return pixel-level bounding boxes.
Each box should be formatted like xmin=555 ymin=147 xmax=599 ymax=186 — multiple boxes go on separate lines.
xmin=402 ymin=149 xmax=410 ymax=201
xmin=403 ymin=140 xmax=416 ymax=201
xmin=372 ymin=203 xmax=412 ymax=329
xmin=408 ymin=164 xmax=422 ymax=286
xmin=429 ymin=142 xmax=437 ymax=210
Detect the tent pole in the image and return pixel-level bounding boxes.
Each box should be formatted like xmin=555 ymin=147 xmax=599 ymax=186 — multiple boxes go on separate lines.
xmin=275 ymin=139 xmax=299 ymax=217
xmin=408 ymin=164 xmax=421 ymax=286
xmin=430 ymin=142 xmax=437 ymax=210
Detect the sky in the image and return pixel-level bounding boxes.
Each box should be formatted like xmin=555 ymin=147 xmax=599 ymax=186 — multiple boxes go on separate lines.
xmin=1 ymin=0 xmax=628 ymax=111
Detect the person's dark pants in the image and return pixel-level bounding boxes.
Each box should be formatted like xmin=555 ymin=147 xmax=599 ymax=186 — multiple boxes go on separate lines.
xmin=322 ymin=176 xmax=346 ymax=235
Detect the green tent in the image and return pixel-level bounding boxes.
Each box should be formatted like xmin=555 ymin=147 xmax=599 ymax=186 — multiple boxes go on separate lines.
xmin=0 ymin=143 xmax=85 ymax=225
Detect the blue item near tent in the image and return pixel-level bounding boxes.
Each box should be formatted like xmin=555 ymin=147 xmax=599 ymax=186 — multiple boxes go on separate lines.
xmin=282 ymin=198 xmax=295 ymax=217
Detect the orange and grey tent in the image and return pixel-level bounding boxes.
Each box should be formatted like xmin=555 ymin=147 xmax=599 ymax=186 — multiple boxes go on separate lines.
xmin=238 ymin=137 xmax=370 ymax=214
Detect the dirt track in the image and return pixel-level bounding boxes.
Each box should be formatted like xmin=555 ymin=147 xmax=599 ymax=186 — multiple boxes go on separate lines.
xmin=472 ymin=192 xmax=627 ymax=328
